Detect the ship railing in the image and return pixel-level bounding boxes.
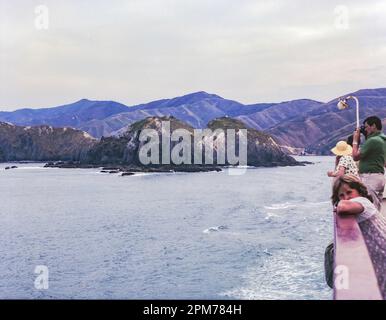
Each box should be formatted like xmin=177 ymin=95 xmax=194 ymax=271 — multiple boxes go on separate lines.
xmin=333 ymin=208 xmax=383 ymax=300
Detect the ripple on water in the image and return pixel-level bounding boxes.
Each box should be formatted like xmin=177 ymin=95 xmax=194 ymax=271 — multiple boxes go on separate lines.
xmin=0 ymin=157 xmax=334 ymax=299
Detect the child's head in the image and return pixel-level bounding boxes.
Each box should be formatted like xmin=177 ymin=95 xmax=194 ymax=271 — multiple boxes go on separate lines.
xmin=331 ymin=174 xmax=372 ymax=205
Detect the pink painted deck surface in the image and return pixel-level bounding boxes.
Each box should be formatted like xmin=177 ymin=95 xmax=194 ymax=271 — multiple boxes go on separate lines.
xmin=334 ymin=212 xmax=382 ymax=300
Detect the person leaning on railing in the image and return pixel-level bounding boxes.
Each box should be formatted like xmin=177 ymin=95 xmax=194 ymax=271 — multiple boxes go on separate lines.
xmin=325 ymin=174 xmax=386 ymax=298
xmin=352 ymin=116 xmax=386 ymax=206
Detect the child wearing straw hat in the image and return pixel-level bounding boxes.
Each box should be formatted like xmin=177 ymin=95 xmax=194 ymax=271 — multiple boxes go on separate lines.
xmin=327 ymin=140 xmax=358 ymax=177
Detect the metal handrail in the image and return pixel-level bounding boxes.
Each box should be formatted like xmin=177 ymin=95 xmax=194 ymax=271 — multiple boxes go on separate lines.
xmin=333 ymin=212 xmax=382 ymax=300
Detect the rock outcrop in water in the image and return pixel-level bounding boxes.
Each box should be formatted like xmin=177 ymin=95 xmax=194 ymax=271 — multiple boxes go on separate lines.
xmin=81 ymin=116 xmax=299 ymax=167
xmin=0 ymin=116 xmax=299 ymax=168
xmin=84 ymin=116 xmax=196 ymax=166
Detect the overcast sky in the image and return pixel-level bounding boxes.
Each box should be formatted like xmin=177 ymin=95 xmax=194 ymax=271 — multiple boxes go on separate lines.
xmin=1 ymin=0 xmax=386 ymax=110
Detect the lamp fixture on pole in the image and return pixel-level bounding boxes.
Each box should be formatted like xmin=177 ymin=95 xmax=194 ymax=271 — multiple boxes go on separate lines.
xmin=337 ymin=95 xmax=360 ymax=128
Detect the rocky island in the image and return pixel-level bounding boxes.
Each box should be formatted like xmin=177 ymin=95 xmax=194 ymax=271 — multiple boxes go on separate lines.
xmin=1 ymin=116 xmax=301 ymax=174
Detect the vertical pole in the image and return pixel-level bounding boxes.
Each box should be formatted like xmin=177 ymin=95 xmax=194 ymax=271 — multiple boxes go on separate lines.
xmin=352 ymin=96 xmax=360 ymax=128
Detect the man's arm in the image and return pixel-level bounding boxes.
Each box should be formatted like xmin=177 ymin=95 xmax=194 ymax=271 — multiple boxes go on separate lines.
xmin=352 ymin=143 xmax=361 ymax=161
xmin=352 ymin=128 xmax=361 ymax=161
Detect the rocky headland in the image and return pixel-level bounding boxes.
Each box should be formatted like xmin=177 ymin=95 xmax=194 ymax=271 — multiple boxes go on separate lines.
xmin=1 ymin=116 xmax=302 ymax=173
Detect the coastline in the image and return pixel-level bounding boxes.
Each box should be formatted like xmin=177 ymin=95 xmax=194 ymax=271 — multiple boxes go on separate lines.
xmin=43 ymin=159 xmax=310 ymax=174
xmin=1 ymin=158 xmax=315 ymax=173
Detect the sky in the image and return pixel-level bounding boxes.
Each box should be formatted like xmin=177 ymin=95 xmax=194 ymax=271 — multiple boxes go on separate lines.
xmin=1 ymin=0 xmax=386 ymax=110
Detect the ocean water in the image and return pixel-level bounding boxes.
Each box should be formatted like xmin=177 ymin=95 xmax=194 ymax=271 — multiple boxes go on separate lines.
xmin=0 ymin=156 xmax=334 ymax=299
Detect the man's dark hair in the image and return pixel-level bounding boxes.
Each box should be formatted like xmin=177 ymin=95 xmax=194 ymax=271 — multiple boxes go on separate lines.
xmin=363 ymin=116 xmax=382 ymax=130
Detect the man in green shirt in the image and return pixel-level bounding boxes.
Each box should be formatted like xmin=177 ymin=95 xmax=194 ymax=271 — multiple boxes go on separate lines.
xmin=353 ymin=116 xmax=386 ymax=204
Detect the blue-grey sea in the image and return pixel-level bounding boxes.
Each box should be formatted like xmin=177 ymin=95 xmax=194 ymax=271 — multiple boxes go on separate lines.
xmin=0 ymin=156 xmax=334 ymax=299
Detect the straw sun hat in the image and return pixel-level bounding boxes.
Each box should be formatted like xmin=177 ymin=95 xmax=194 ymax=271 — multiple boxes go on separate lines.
xmin=331 ymin=141 xmax=353 ymax=156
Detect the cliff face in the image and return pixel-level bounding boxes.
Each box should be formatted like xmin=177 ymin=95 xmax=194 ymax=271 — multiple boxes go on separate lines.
xmin=207 ymin=117 xmax=299 ymax=166
xmin=84 ymin=116 xmax=195 ymax=165
xmin=0 ymin=122 xmax=97 ymax=161
xmin=83 ymin=116 xmax=299 ymax=167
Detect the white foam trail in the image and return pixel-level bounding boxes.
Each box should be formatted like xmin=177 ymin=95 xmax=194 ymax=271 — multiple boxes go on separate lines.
xmin=203 ymin=225 xmax=228 ymax=233
xmin=302 ymin=201 xmax=330 ymax=207
xmin=8 ymin=166 xmax=47 ymax=170
xmin=264 ymin=212 xmax=279 ymax=220
xmin=219 ymin=249 xmax=331 ymax=300
xmin=264 ymin=202 xmax=298 ymax=210
xmin=264 ymin=201 xmax=330 ymax=210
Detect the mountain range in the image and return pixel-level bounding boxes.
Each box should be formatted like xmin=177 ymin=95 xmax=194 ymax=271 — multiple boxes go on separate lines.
xmin=1 ymin=88 xmax=386 ymax=154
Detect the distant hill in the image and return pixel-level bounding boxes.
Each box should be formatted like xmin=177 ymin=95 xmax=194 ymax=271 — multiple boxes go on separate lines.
xmin=0 ymin=99 xmax=129 ymax=129
xmin=268 ymin=88 xmax=386 ymax=154
xmin=82 ymin=91 xmax=279 ymax=137
xmin=0 ymin=92 xmax=322 ymax=138
xmin=236 ymin=99 xmax=323 ymax=130
xmin=80 ymin=92 xmax=323 ymax=138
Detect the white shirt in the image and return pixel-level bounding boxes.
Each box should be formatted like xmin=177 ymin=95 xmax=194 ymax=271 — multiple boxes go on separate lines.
xmin=349 ymin=196 xmax=378 ymax=223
